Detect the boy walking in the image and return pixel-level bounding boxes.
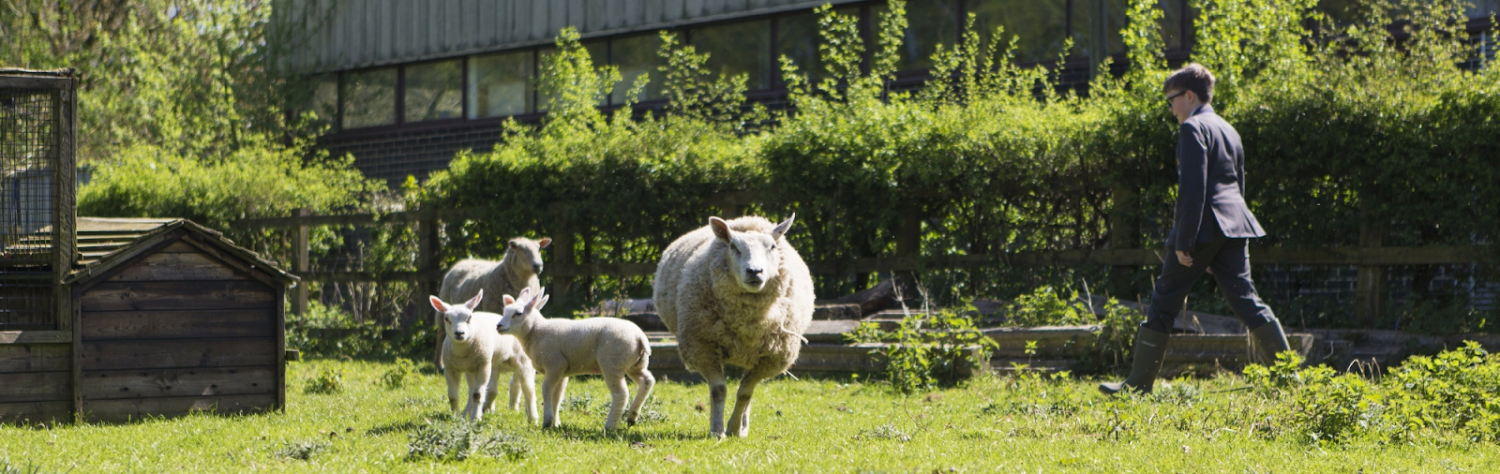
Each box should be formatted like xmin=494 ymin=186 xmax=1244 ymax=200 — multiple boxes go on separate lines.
xmin=1100 ymin=64 xmax=1291 ymax=395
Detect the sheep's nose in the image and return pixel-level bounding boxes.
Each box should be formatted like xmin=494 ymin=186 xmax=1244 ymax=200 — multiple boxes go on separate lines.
xmin=533 ymin=263 xmax=543 ymax=273
xmin=454 ymin=331 xmax=467 ymax=340
xmin=745 ymin=267 xmax=764 ymax=283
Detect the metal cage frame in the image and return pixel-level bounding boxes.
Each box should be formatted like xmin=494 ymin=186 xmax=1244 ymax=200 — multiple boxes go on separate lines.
xmin=0 ymin=68 xmax=77 ymax=334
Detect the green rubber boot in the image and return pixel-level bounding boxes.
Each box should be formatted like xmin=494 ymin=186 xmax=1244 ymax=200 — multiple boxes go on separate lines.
xmin=1098 ymin=326 xmax=1170 ymax=395
xmin=1250 ymin=319 xmax=1292 ymax=363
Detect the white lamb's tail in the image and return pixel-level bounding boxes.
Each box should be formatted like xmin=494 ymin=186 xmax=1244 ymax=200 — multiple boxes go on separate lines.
xmin=635 ymin=336 xmax=652 ymax=370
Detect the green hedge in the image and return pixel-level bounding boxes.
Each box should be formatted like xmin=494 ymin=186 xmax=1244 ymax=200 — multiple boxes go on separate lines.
xmin=420 ymin=0 xmax=1500 ymax=324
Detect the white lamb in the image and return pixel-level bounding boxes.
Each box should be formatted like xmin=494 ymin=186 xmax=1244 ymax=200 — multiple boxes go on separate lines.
xmin=496 ymin=287 xmax=655 ymax=431
xmin=653 ymin=215 xmax=814 ymax=438
xmin=429 ymin=291 xmax=538 ymax=424
xmin=435 ymin=237 xmax=551 ymax=370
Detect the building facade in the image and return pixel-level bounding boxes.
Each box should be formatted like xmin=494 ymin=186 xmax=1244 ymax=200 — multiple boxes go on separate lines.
xmin=275 ymin=0 xmax=1498 ymax=185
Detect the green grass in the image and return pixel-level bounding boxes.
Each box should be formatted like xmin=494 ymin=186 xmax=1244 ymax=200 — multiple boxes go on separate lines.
xmin=1 ymin=359 xmax=1497 ymax=473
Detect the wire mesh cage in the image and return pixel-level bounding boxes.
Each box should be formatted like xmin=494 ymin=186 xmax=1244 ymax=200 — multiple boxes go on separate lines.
xmin=0 ymin=70 xmax=75 ymax=330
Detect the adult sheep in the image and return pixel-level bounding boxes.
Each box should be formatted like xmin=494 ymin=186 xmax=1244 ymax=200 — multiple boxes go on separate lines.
xmin=435 ymin=237 xmax=552 ymax=369
xmin=653 ymin=215 xmax=813 ymax=438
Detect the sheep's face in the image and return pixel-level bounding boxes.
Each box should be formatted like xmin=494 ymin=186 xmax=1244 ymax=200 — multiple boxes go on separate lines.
xmin=710 ymin=215 xmax=795 ymax=293
xmin=508 ymin=237 xmax=553 ymax=275
xmin=431 ymin=291 xmax=484 ymax=342
xmin=497 ymin=287 xmax=550 ymax=334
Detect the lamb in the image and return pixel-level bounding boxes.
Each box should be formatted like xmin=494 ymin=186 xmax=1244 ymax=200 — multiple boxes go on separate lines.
xmin=429 ymin=290 xmax=538 ymax=423
xmin=435 ymin=237 xmax=552 ymax=370
xmin=652 ymin=214 xmax=814 ymax=438
xmin=496 ymin=287 xmax=655 ymax=431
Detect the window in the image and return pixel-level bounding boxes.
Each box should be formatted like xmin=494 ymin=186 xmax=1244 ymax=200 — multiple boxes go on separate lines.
xmin=876 ymin=0 xmax=961 ymax=71
xmin=470 ymin=50 xmax=534 ymax=118
xmin=1317 ymin=0 xmax=1363 ymax=26
xmin=341 ymin=67 xmax=396 ymax=129
xmin=777 ymin=12 xmax=824 ymax=86
xmin=690 ymin=19 xmax=772 ymax=90
xmin=1472 ymin=0 xmax=1499 ymax=17
xmin=969 ymin=0 xmax=1068 ymax=64
xmin=611 ymin=33 xmax=665 ymax=103
xmin=404 ymin=60 xmax=463 ymax=123
xmin=536 ymin=40 xmax=610 ymax=111
xmin=1071 ymin=0 xmax=1129 ymax=58
xmin=1158 ymin=0 xmax=1184 ymax=50
xmin=308 ymin=74 xmax=338 ymax=125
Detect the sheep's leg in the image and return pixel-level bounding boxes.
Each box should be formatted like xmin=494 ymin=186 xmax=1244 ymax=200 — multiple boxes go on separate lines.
xmin=625 ymin=367 xmax=655 ymax=427
xmin=540 ymin=372 xmax=567 ymax=429
xmin=445 ymin=367 xmax=463 ymax=415
xmin=728 ymin=360 xmax=782 ymax=438
xmin=516 ymin=360 xmax=539 ymax=425
xmin=554 ymin=377 xmax=570 ymax=428
xmin=698 ymin=364 xmax=729 ymax=439
xmin=602 ymin=371 xmax=629 ymax=432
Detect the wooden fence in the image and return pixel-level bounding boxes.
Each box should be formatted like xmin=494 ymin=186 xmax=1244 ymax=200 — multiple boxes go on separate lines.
xmin=236 ymin=199 xmax=1492 ymax=328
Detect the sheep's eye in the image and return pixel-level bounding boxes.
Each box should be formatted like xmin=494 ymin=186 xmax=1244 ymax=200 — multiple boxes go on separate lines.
xmin=730 ymin=245 xmax=740 ymax=255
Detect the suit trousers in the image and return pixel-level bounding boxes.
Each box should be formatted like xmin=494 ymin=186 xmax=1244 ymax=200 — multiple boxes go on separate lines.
xmin=1142 ymin=232 xmax=1277 ymax=333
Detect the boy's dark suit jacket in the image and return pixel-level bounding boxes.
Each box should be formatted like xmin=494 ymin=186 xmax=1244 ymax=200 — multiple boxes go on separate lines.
xmin=1170 ymin=103 xmax=1265 ymax=252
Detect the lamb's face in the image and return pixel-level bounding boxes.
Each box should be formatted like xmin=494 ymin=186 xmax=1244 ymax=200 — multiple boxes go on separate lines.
xmin=430 ymin=291 xmax=484 ymax=342
xmin=509 ymin=237 xmax=553 ymax=275
xmin=496 ymin=288 xmax=549 ymax=334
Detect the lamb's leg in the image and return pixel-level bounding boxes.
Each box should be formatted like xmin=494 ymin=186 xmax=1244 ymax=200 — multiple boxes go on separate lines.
xmin=540 ymin=372 xmax=566 ymax=428
xmin=698 ymin=364 xmax=729 ymax=439
xmin=602 ymin=371 xmax=629 ymax=432
xmin=625 ymin=367 xmax=655 ymax=427
xmin=554 ymin=377 xmax=570 ymax=428
xmin=466 ymin=368 xmax=489 ymax=422
xmin=727 ymin=360 xmax=783 ymax=438
xmin=484 ymin=365 xmax=502 ymax=415
xmin=444 ymin=367 xmax=463 ymax=415
xmin=508 ymin=369 xmax=522 ymax=411
xmin=516 ymin=360 xmax=539 ymax=425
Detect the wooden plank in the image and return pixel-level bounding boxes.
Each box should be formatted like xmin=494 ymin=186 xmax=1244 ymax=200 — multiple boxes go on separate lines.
xmin=107 ymin=252 xmax=243 ymax=282
xmin=79 ymin=339 xmax=277 ymax=371
xmin=0 ymin=372 xmax=70 ymax=403
xmin=158 ymin=242 xmax=200 ymax=253
xmin=0 ymin=330 xmax=71 ymax=344
xmin=80 ymin=310 xmax=274 ymax=341
xmin=80 ymin=366 xmax=276 ymax=400
xmin=82 ymin=394 xmax=277 ymax=423
xmin=0 ymin=344 xmax=70 ymax=372
xmin=174 ymin=234 xmax=282 ymax=288
xmin=79 ymin=281 xmax=275 ymax=312
xmin=275 ymin=288 xmax=287 ymax=410
xmin=0 ymin=401 xmax=71 ymax=425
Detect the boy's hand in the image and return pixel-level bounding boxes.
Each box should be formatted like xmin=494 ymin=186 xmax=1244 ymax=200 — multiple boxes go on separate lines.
xmin=1176 ymin=250 xmax=1193 ymax=267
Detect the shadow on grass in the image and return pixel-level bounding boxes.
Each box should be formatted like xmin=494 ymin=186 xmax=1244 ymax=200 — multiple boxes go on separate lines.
xmin=540 ymin=423 xmax=709 ymax=443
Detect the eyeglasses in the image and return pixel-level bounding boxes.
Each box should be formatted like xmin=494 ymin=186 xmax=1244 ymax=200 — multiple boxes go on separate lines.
xmin=1165 ymin=90 xmax=1188 ymax=107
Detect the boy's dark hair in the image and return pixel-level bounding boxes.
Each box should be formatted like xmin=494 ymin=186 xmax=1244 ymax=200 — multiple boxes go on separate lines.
xmin=1164 ymin=63 xmax=1215 ymax=103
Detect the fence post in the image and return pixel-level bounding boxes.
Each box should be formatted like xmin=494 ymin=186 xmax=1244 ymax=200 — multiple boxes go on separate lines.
xmin=1108 ymin=186 xmax=1140 ymax=299
xmin=415 ymin=208 xmax=439 ymax=303
xmin=1354 ymin=218 xmax=1387 ymax=327
xmin=291 ymin=208 xmax=310 ymax=316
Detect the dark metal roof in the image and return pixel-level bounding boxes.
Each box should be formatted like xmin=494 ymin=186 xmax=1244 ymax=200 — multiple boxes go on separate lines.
xmin=59 ymin=217 xmax=299 ymax=286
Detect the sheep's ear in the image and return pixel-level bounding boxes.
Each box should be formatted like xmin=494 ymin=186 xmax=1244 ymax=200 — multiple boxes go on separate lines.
xmin=537 ymin=237 xmax=552 ymax=249
xmin=429 ymin=296 xmax=448 ymax=313
xmin=508 ymin=240 xmax=518 ymax=249
xmin=517 ymin=287 xmax=533 ymax=301
xmin=534 ymin=294 xmax=550 ymax=311
xmin=772 ymin=213 xmax=796 ymax=242
xmin=503 ymin=294 xmax=516 ymax=306
xmin=464 ymin=290 xmax=484 ymax=310
xmin=709 ymin=216 xmax=732 ymax=243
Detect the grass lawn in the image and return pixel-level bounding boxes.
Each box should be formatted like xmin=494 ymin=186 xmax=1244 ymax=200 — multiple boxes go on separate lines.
xmin=2 ymin=358 xmax=1496 ymax=473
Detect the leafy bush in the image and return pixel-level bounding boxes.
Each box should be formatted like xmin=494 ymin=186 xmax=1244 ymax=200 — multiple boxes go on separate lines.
xmin=303 ymin=368 xmax=343 ymax=395
xmin=379 ymin=359 xmax=417 ymax=390
xmin=1005 ymin=286 xmax=1091 ymax=327
xmin=406 ymin=420 xmax=530 ymax=462
xmin=274 ymin=440 xmax=330 ymax=461
xmin=848 ymin=308 xmax=997 ymax=394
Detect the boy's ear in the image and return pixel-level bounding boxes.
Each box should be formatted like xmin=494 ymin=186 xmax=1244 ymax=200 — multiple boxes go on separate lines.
xmin=429 ymin=296 xmax=448 ymax=313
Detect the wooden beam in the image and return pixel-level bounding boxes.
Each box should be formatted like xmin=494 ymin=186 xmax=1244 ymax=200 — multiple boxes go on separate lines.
xmin=0 ymin=331 xmax=71 ymax=344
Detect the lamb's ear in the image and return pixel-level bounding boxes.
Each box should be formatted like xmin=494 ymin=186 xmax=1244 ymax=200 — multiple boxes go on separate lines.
xmin=463 ymin=289 xmax=484 ymax=310
xmin=503 ymin=295 xmax=516 ymax=306
xmin=772 ymin=213 xmax=796 ymax=242
xmin=429 ymin=296 xmax=448 ymax=313
xmin=537 ymin=237 xmax=552 ymax=249
xmin=709 ymin=216 xmax=732 ymax=243
xmin=534 ymin=294 xmax=550 ymax=311
xmin=517 ymin=287 xmax=533 ymax=301
xmin=508 ymin=239 xmax=518 ymax=249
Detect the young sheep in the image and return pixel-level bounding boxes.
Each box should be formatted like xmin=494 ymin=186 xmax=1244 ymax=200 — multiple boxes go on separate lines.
xmin=652 ymin=215 xmax=814 ymax=438
xmin=497 ymin=287 xmax=654 ymax=431
xmin=435 ymin=236 xmax=552 ymax=371
xmin=430 ymin=290 xmax=538 ymax=424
